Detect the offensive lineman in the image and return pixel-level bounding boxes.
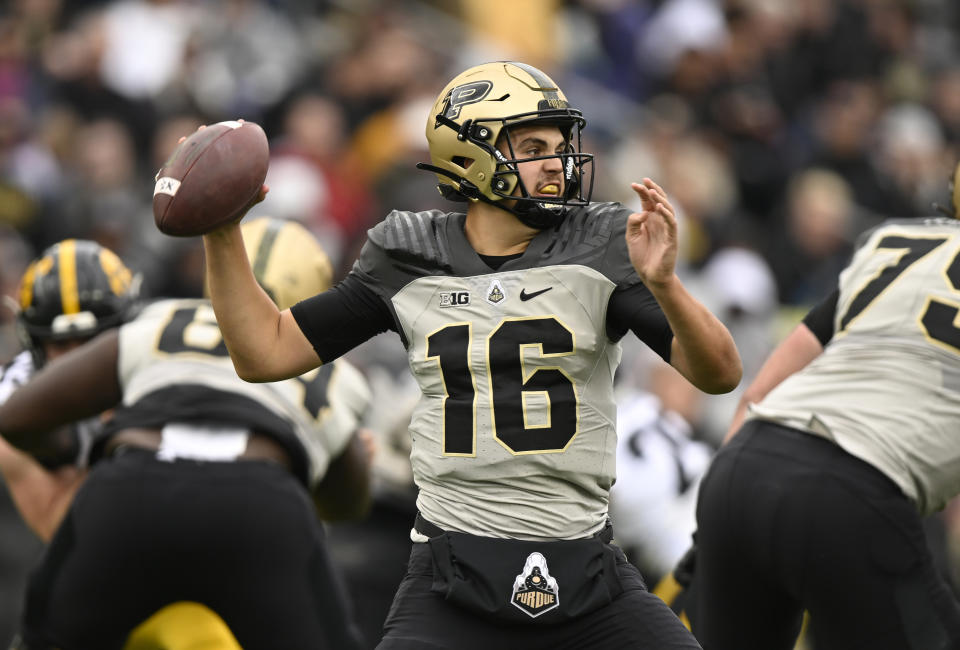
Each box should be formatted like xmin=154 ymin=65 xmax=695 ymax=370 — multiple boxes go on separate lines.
xmin=690 ymin=165 xmax=960 ymax=649
xmin=0 ymin=219 xmax=372 ymax=649
xmin=0 ymin=239 xmax=140 ymax=541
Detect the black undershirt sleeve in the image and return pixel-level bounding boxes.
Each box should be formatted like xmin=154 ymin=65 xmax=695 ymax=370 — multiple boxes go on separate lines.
xmin=290 ymin=274 xmax=396 ymax=363
xmin=802 ymin=288 xmax=839 ymax=346
xmin=606 ymin=282 xmax=674 ymax=362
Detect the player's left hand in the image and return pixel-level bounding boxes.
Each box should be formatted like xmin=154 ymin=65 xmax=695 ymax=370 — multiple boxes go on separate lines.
xmin=626 ymin=178 xmax=678 ymax=289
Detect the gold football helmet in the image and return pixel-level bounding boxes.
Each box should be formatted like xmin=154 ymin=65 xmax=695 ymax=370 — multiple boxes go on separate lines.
xmin=418 ymin=61 xmax=594 ymax=229
xmin=240 ymin=217 xmax=333 ymax=310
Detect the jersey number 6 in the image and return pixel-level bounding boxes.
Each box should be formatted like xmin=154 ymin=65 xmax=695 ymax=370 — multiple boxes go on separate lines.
xmin=157 ymin=304 xmax=334 ymax=422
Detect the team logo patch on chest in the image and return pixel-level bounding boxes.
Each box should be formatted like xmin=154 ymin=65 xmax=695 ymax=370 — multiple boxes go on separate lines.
xmin=486 ymin=279 xmax=507 ymax=305
xmin=510 ymin=552 xmax=559 ymax=618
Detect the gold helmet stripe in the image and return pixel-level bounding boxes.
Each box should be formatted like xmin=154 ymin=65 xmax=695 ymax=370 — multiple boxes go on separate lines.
xmin=251 ymin=218 xmax=284 ymax=285
xmin=99 ymin=247 xmax=133 ymax=296
xmin=240 ymin=217 xmax=332 ymax=310
xmin=18 ymin=260 xmax=38 ymax=310
xmin=507 ymin=61 xmax=560 ymax=100
xmin=58 ymin=239 xmax=80 ymax=314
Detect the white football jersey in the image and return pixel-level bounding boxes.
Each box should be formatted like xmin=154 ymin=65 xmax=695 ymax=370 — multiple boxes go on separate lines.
xmin=112 ymin=298 xmax=371 ymax=487
xmin=343 ymin=203 xmax=673 ymax=539
xmin=750 ymin=218 xmax=960 ymax=514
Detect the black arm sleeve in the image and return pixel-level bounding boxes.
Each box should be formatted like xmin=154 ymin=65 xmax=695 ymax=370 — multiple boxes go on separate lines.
xmin=290 ymin=274 xmax=396 ymax=363
xmin=802 ymin=288 xmax=839 ymax=347
xmin=606 ymin=283 xmax=674 ymax=362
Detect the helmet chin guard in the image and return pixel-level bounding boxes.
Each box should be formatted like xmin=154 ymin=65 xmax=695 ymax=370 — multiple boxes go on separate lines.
xmin=419 ymin=61 xmax=594 ymax=229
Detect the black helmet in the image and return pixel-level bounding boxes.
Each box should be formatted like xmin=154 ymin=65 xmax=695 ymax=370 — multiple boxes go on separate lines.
xmin=16 ymin=239 xmax=140 ymax=365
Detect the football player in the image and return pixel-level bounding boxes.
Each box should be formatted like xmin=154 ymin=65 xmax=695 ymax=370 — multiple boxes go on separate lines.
xmin=201 ymin=61 xmax=741 ymax=648
xmin=688 ymin=164 xmax=960 ymax=648
xmin=0 ymin=239 xmax=140 ymax=540
xmin=0 ymin=218 xmax=372 ymax=649
xmin=609 ymin=378 xmax=713 ymax=587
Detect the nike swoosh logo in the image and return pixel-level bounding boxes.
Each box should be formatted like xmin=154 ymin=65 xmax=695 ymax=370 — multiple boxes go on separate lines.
xmin=519 ymin=287 xmax=553 ymax=301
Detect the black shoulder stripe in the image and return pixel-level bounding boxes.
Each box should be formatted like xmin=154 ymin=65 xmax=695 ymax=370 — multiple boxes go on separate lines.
xmin=408 ymin=211 xmax=440 ymax=262
xmin=379 ymin=210 xmax=450 ymax=267
xmin=581 ymin=204 xmax=618 ymax=243
xmin=543 ymin=202 xmax=621 ymax=257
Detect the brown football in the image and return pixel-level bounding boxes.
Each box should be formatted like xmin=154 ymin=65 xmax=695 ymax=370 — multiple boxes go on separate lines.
xmin=153 ymin=120 xmax=269 ymax=237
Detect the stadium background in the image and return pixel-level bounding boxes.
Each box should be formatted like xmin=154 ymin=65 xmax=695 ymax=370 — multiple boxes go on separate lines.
xmin=0 ymin=0 xmax=958 ymax=646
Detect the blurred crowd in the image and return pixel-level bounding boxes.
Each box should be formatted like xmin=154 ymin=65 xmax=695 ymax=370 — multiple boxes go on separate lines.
xmin=1 ymin=0 xmax=959 ymax=645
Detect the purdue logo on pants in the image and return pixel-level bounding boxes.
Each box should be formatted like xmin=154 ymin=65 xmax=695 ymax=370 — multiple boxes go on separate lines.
xmin=510 ymin=552 xmax=560 ymax=618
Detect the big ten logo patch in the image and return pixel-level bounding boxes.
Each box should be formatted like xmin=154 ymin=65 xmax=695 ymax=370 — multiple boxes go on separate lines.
xmin=510 ymin=552 xmax=560 ymax=618
xmin=439 ymin=291 xmax=471 ymax=308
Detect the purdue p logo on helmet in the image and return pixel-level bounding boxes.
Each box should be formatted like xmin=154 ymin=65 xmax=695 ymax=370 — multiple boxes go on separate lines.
xmin=444 ymin=81 xmax=493 ymax=120
xmin=419 ymin=61 xmax=595 ymax=229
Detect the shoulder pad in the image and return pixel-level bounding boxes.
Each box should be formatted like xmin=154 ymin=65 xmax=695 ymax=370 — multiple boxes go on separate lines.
xmin=131 ymin=298 xmax=206 ymax=322
xmin=367 ymin=210 xmax=454 ymax=268
xmin=542 ymin=202 xmax=637 ymax=284
xmin=856 ymin=217 xmax=960 ymax=250
xmin=551 ymin=202 xmax=628 ymax=250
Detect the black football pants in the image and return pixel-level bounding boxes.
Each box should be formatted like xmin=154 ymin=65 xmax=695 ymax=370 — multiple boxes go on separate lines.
xmin=19 ymin=449 xmax=363 ymax=650
xmin=692 ymin=420 xmax=960 ymax=650
xmin=376 ymin=539 xmax=701 ymax=649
